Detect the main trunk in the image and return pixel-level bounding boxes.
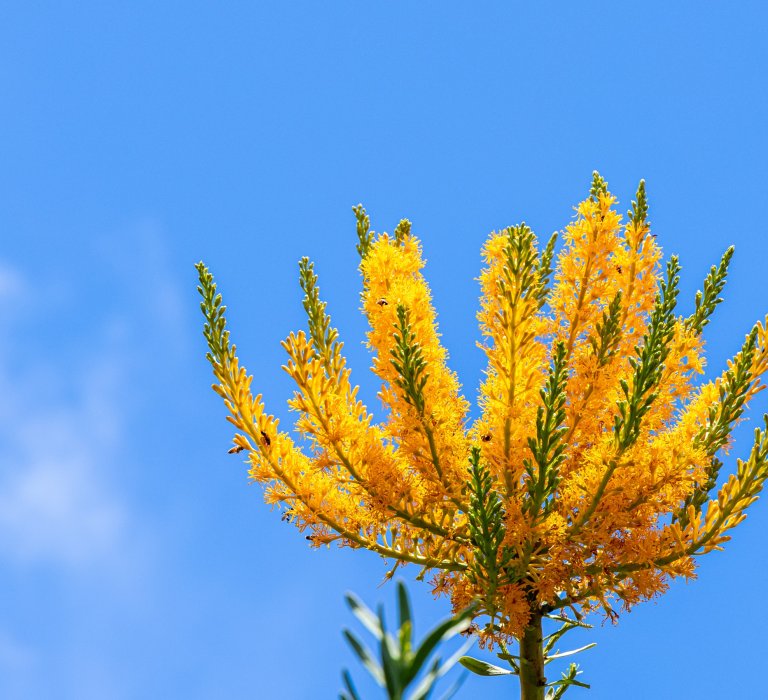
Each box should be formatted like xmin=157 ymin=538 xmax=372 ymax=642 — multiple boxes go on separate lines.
xmin=519 ymin=613 xmax=545 ymax=700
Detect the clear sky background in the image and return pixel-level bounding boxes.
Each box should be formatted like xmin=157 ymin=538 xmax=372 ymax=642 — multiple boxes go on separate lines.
xmin=0 ymin=3 xmax=766 ymax=699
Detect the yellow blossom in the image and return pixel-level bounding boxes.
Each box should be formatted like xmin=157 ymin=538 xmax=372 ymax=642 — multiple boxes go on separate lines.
xmin=197 ymin=173 xmax=768 ymax=671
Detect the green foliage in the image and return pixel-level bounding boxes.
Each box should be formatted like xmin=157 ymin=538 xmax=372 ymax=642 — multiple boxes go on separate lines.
xmin=524 ymin=342 xmax=569 ymax=518
xmin=589 ymin=171 xmax=608 ymax=201
xmin=467 ymin=448 xmax=516 ymax=614
xmin=685 ymin=246 xmax=734 ymax=335
xmin=391 ymin=305 xmax=429 ymax=414
xmin=681 ymin=416 xmax=768 ymax=557
xmin=299 ymin=257 xmax=341 ymax=368
xmin=394 ymin=219 xmax=412 ymax=246
xmin=196 ymin=261 xmax=233 ymax=365
xmin=542 ymin=615 xmax=592 ymax=659
xmin=501 ymin=224 xmax=542 ymax=307
xmin=588 ymin=291 xmax=623 ymax=367
xmin=545 ymin=664 xmax=590 ymax=700
xmin=457 ymin=656 xmax=514 ymax=677
xmin=341 ymin=582 xmax=475 ymax=700
xmin=629 ymin=179 xmax=648 ymax=226
xmin=460 ymin=614 xmax=594 ymax=698
xmin=735 ymin=417 xmax=768 ymax=506
xmin=536 ymin=232 xmax=558 ymax=308
xmin=354 ymin=204 xmax=374 ymax=259
xmin=700 ymin=327 xmax=758 ymax=456
xmin=675 ymin=456 xmax=722 ymax=530
xmin=676 ymin=327 xmax=758 ymax=526
xmin=614 ymin=256 xmax=681 ymax=450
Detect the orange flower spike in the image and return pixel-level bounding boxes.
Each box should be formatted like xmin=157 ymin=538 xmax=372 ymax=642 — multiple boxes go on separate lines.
xmin=197 ymin=175 xmax=768 ymax=694
xmin=359 ymin=222 xmax=470 ymax=506
xmin=196 ymin=261 xmax=462 ymax=572
xmin=281 ymin=263 xmax=412 ymax=519
xmin=474 ymin=224 xmax=555 ymax=492
xmin=550 ymin=174 xmax=623 ymax=361
xmin=564 ymin=183 xmax=662 ymax=451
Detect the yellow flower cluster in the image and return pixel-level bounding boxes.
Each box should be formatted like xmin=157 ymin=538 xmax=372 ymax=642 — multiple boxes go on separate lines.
xmin=197 ymin=174 xmax=768 ymax=643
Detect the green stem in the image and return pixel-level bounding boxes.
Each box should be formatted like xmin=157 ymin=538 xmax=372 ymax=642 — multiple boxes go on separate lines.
xmin=519 ymin=614 xmax=545 ymax=700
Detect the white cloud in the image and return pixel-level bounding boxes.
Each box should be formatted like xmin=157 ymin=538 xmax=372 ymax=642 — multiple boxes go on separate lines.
xmin=0 ymin=260 xmax=140 ymax=573
xmin=0 ymin=363 xmax=128 ymax=571
xmin=0 ymin=225 xmax=187 ymax=699
xmin=0 ymin=630 xmax=35 ymax=672
xmin=0 ymin=417 xmax=126 ymax=569
xmin=0 ymin=262 xmax=24 ymax=301
xmin=96 ymin=218 xmax=188 ymax=355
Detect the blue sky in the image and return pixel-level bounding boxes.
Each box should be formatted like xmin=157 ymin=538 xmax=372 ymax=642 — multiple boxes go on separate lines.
xmin=0 ymin=2 xmax=766 ymax=698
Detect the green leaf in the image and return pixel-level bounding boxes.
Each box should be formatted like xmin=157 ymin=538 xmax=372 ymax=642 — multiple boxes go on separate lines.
xmin=345 ymin=593 xmax=383 ymax=640
xmin=408 ymin=657 xmax=442 ymax=700
xmin=408 ymin=634 xmax=475 ymax=700
xmin=379 ymin=605 xmax=403 ymax=698
xmin=343 ymin=629 xmax=385 ymax=686
xmin=543 ymin=617 xmax=589 ymax=655
xmin=458 ymin=656 xmax=515 ymax=676
xmin=546 ymin=663 xmax=590 ymax=699
xmin=397 ymin=581 xmax=413 ymax=655
xmin=404 ymin=606 xmax=474 ymax=687
xmin=436 ymin=672 xmax=469 ymax=700
xmin=345 ymin=584 xmax=474 ymax=700
xmin=435 ymin=637 xmax=475 ymax=679
xmin=545 ymin=643 xmax=596 ymax=663
xmin=342 ymin=670 xmax=362 ymax=700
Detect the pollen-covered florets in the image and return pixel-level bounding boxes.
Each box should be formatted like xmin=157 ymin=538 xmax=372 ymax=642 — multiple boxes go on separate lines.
xmin=197 ymin=173 xmax=768 ymax=644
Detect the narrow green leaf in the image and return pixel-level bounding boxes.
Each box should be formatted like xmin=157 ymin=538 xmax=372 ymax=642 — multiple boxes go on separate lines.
xmin=407 ymin=607 xmax=474 ymax=685
xmin=343 ymin=629 xmax=385 ymax=686
xmin=436 ymin=672 xmax=469 ymax=700
xmin=458 ymin=656 xmax=515 ymax=676
xmin=545 ymin=643 xmax=596 ymax=663
xmin=379 ymin=606 xmax=403 ymax=698
xmin=397 ymin=581 xmax=413 ymax=640
xmin=435 ymin=637 xmax=475 ymax=679
xmin=408 ymin=657 xmax=442 ymax=700
xmin=342 ymin=670 xmax=362 ymax=700
xmin=345 ymin=593 xmax=383 ymax=640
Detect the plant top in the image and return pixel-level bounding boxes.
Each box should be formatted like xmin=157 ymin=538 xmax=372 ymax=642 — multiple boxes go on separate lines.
xmin=197 ymin=173 xmax=768 ymax=656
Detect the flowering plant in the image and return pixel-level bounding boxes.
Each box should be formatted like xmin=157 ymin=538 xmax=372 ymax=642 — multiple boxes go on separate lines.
xmin=197 ymin=173 xmax=768 ymax=698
